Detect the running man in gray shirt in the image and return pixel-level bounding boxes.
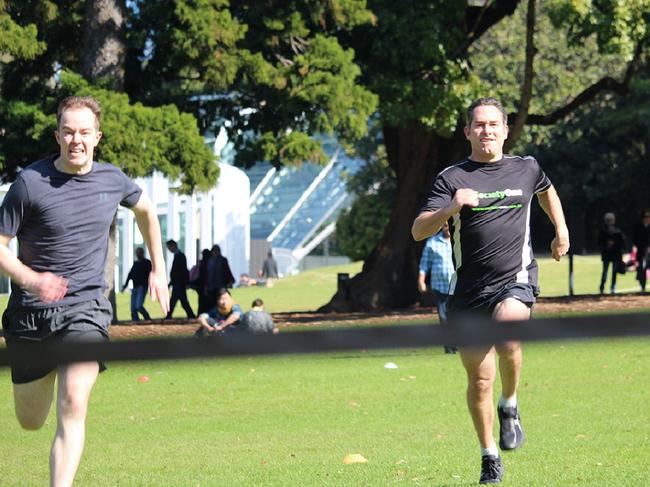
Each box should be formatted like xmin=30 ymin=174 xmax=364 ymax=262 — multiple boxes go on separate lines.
xmin=412 ymin=97 xmax=569 ymax=485
xmin=0 ymin=96 xmax=170 ymax=487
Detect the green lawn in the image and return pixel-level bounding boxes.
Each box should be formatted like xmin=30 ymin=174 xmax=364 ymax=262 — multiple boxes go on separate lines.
xmin=0 ymin=256 xmax=649 ymax=485
xmin=0 ymin=337 xmax=648 ymax=486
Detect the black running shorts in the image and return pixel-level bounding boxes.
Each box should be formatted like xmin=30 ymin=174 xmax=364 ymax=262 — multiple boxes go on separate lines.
xmin=2 ymin=297 xmax=112 ymax=384
xmin=448 ymin=282 xmax=538 ymax=319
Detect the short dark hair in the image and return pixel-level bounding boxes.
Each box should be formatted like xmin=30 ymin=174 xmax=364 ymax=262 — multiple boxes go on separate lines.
xmin=217 ymin=288 xmax=231 ymax=298
xmin=252 ymin=298 xmax=264 ymax=307
xmin=166 ymin=239 xmax=177 ymax=247
xmin=466 ymin=97 xmax=508 ymax=126
xmin=57 ymin=96 xmax=101 ymax=130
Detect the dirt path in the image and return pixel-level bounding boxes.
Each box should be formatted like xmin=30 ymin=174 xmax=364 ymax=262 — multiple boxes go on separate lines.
xmin=108 ymin=293 xmax=650 ymax=339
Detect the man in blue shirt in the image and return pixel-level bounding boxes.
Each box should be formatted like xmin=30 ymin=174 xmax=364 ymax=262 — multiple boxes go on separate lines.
xmin=417 ymin=222 xmax=456 ymax=353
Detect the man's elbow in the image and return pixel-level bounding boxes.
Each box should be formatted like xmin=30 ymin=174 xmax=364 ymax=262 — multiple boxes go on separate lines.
xmin=411 ymin=223 xmax=425 ymax=241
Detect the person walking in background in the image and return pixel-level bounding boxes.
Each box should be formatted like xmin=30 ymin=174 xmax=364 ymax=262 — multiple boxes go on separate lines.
xmin=194 ymin=248 xmax=212 ymax=314
xmin=121 ymin=246 xmax=152 ymax=320
xmin=165 ymin=239 xmax=195 ymax=319
xmin=412 ymin=97 xmax=569 ymax=484
xmin=632 ymin=209 xmax=650 ymax=292
xmin=241 ymin=298 xmax=279 ymax=334
xmin=417 ymin=221 xmax=456 ymax=354
xmin=597 ymin=212 xmax=626 ymax=295
xmin=260 ymin=250 xmax=279 ymax=286
xmin=0 ymin=96 xmax=169 ymax=487
xmin=206 ymin=244 xmax=235 ymax=310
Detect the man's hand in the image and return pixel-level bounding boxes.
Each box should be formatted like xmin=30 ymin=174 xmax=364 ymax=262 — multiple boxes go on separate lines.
xmin=148 ymin=269 xmax=170 ymax=315
xmin=24 ymin=271 xmax=68 ymax=303
xmin=452 ymin=188 xmax=480 ymax=210
xmin=550 ymin=234 xmax=570 ymax=261
xmin=417 ymin=275 xmax=427 ymax=294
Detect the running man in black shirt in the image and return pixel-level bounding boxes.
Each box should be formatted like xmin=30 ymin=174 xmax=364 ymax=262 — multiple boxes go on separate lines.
xmin=412 ymin=98 xmax=569 ymax=484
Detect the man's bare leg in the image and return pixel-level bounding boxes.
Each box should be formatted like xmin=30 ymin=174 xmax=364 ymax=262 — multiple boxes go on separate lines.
xmin=50 ymin=361 xmax=99 ymax=487
xmin=13 ymin=370 xmax=57 ymax=430
xmin=459 ymin=345 xmax=497 ymax=449
xmin=493 ymin=297 xmax=529 ymax=452
xmin=493 ymin=298 xmax=529 ymax=401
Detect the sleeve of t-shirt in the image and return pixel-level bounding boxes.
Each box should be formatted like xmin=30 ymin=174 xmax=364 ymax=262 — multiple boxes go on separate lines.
xmin=119 ymin=170 xmax=143 ymax=208
xmin=231 ymin=304 xmax=243 ymax=316
xmin=419 ymin=244 xmax=432 ymax=275
xmin=0 ymin=176 xmax=30 ymax=238
xmin=531 ymin=157 xmax=552 ymax=193
xmin=420 ymin=172 xmax=455 ymax=213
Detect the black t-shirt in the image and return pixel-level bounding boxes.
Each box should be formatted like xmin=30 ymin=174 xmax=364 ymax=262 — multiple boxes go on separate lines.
xmin=421 ymin=155 xmax=551 ymax=296
xmin=0 ymin=155 xmax=142 ymax=308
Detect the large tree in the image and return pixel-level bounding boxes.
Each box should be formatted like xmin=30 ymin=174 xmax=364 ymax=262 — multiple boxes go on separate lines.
xmin=122 ymin=1 xmax=649 ymax=310
xmin=323 ymin=0 xmax=648 ymax=310
xmin=3 ymin=1 xmax=649 ymax=311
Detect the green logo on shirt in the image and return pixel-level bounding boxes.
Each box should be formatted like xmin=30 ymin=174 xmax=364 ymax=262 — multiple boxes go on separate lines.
xmin=473 ymin=188 xmax=524 ymax=212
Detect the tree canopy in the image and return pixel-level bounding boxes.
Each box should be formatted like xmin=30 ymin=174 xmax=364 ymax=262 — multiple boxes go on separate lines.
xmin=2 ymin=0 xmax=649 ymax=310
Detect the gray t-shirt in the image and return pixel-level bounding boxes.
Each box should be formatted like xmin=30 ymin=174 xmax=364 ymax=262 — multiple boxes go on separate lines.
xmin=0 ymin=155 xmax=142 ymax=308
xmin=421 ymin=155 xmax=551 ymax=296
xmin=242 ymin=309 xmax=276 ymax=334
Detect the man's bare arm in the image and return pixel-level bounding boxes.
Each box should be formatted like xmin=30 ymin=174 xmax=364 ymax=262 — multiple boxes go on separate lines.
xmin=0 ymin=234 xmax=68 ymax=302
xmin=131 ymin=194 xmax=170 ymax=314
xmin=411 ymin=188 xmax=479 ymax=241
xmin=537 ymin=185 xmax=570 ymax=261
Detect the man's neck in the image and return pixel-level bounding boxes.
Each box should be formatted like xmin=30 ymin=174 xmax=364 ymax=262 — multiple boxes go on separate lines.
xmin=53 ymin=156 xmax=93 ymax=175
xmin=469 ymin=152 xmax=503 ymax=163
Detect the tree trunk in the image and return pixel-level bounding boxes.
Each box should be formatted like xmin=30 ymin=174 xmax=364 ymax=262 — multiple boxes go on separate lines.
xmin=83 ymin=0 xmax=126 ymax=320
xmin=82 ymin=0 xmax=126 ymax=88
xmin=321 ymin=121 xmax=467 ymax=311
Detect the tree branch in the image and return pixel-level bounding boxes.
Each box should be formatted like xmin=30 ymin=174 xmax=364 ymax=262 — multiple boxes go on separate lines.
xmin=460 ymin=0 xmax=521 ymax=55
xmin=413 ymin=0 xmax=521 ymax=80
xmin=505 ymin=0 xmax=536 ymax=151
xmin=525 ymin=41 xmax=645 ymax=126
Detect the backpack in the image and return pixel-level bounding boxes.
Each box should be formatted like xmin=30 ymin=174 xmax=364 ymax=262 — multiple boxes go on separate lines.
xmin=188 ymin=264 xmax=200 ymax=284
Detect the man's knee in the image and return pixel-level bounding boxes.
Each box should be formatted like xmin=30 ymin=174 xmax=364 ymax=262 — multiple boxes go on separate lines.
xmin=468 ymin=375 xmax=494 ymax=396
xmin=58 ymin=392 xmax=90 ymax=422
xmin=16 ymin=410 xmax=49 ymax=430
xmin=493 ymin=297 xmax=530 ymax=321
xmin=13 ymin=373 xmax=56 ymax=430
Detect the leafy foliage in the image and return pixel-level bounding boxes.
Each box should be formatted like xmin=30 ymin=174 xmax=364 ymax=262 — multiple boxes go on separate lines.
xmin=0 ymin=0 xmax=45 ymax=59
xmin=126 ymin=0 xmax=378 ymax=167
xmin=548 ymin=0 xmax=650 ymax=60
xmin=336 ymin=127 xmax=395 ymax=260
xmin=0 ymin=1 xmax=217 ymax=192
xmin=529 ymin=74 xmax=650 ymax=250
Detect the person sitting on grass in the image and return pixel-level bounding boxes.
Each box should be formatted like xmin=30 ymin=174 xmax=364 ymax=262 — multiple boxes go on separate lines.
xmin=195 ymin=288 xmax=242 ymax=337
xmin=241 ymin=298 xmax=279 ymax=335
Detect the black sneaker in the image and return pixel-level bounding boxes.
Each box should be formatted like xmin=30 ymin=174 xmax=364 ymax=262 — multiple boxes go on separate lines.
xmin=479 ymin=455 xmax=503 ymax=484
xmin=498 ymin=405 xmax=525 ymax=450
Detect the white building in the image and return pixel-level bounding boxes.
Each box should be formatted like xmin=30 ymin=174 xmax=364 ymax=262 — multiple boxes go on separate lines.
xmin=117 ymin=162 xmax=250 ymax=287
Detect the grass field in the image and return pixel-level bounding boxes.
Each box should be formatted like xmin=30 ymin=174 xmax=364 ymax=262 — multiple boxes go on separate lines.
xmin=0 ymin=254 xmax=648 ymax=485
xmin=0 ymin=338 xmax=648 ymax=486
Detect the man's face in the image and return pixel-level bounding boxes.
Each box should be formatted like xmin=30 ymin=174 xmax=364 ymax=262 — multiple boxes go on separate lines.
xmin=55 ymin=107 xmax=102 ymax=173
xmin=464 ymin=105 xmax=508 ymax=162
xmin=217 ymin=293 xmax=232 ymax=310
